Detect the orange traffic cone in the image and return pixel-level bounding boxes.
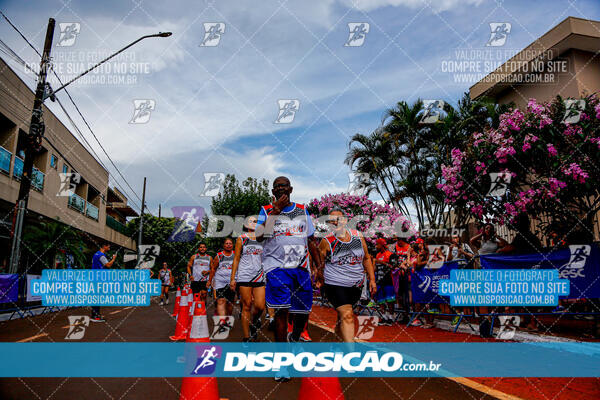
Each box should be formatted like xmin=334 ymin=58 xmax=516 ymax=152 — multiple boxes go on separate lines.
xmin=187 ymin=293 xmax=201 ymax=337
xmin=179 ymin=300 xmax=222 ymax=400
xmin=187 ymin=300 xmax=210 ymax=342
xmin=172 ymin=287 xmax=182 ymax=317
xmin=170 ymin=289 xmax=190 ymax=341
xmin=298 ymin=377 xmax=344 ymax=400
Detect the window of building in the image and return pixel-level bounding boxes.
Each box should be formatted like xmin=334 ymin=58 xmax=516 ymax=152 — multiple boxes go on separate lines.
xmin=50 ymin=154 xmax=58 ymax=169
xmin=62 ymin=164 xmax=68 ymax=174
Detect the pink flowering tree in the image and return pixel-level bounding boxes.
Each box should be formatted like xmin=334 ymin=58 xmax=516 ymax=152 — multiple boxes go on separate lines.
xmin=438 ymin=95 xmax=600 ymax=241
xmin=307 ymin=193 xmax=415 ymax=246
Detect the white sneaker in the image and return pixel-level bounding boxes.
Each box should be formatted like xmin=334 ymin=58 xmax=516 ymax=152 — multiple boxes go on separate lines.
xmin=165 ymin=299 xmax=169 ymax=305
xmin=159 ymin=301 xmax=164 ymax=306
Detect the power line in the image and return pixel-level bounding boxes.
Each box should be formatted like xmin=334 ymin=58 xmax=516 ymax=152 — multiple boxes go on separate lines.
xmin=0 ymin=11 xmax=145 ymax=211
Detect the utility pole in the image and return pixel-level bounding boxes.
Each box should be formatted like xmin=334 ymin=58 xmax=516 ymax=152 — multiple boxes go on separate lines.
xmin=137 ymin=177 xmax=146 ymax=263
xmin=9 ymin=18 xmax=55 ymax=275
xmin=158 ymin=204 xmax=161 ymax=218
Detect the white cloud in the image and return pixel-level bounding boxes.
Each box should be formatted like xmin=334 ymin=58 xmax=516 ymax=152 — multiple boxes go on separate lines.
xmin=338 ymin=0 xmax=483 ymax=12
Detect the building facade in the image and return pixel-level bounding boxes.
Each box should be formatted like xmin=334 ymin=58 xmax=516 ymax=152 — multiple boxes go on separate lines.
xmin=0 ymin=56 xmax=137 ymax=271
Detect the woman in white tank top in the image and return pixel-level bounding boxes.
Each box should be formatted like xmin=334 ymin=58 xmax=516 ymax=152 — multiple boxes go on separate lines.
xmin=230 ymin=216 xmax=265 ymax=343
xmin=317 ymin=208 xmax=377 ymax=342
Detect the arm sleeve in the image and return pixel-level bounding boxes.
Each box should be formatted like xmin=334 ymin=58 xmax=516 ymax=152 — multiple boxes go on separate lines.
xmin=99 ymin=256 xmax=109 ymax=266
xmin=305 ymin=209 xmax=315 ymax=237
xmin=257 ymin=207 xmax=267 ymax=226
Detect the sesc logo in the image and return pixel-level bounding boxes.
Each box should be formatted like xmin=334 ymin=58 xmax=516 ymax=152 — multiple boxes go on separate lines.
xmin=191 ymin=345 xmax=222 ymax=375
xmin=560 ymin=245 xmax=590 ymax=278
xmin=418 ymin=275 xmax=431 ymax=293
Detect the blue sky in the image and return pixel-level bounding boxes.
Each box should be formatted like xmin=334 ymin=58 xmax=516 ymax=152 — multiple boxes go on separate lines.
xmin=1 ymin=0 xmax=599 ymax=218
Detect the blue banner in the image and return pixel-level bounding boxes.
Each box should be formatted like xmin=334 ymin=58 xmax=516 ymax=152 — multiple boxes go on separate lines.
xmin=0 ymin=342 xmax=598 ymax=377
xmin=480 ymin=244 xmax=600 ymax=299
xmin=0 ymin=274 xmax=19 ymax=304
xmin=411 ymin=261 xmax=460 ymax=304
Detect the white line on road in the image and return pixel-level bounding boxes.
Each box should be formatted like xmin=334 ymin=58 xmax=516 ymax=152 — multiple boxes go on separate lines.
xmin=17 ymin=333 xmax=49 ymax=342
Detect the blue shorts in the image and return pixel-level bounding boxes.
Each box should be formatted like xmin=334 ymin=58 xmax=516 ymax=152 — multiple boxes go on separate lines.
xmin=266 ymin=268 xmax=312 ymax=313
xmin=375 ymin=285 xmax=395 ymax=304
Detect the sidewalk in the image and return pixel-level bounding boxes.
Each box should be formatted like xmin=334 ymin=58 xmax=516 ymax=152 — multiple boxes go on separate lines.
xmin=309 ymin=305 xmax=600 ymax=400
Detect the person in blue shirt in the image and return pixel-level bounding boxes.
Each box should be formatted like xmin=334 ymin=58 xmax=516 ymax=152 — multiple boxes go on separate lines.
xmin=90 ymin=242 xmax=116 ymax=322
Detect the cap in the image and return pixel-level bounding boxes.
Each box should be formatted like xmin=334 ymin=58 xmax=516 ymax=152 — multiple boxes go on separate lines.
xmin=376 ymin=238 xmax=387 ymax=246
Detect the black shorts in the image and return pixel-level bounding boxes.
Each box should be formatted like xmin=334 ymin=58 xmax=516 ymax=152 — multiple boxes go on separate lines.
xmin=216 ymin=286 xmax=236 ymax=303
xmin=237 ymin=282 xmax=265 ymax=288
xmin=191 ymin=281 xmax=207 ymax=293
xmin=323 ymin=284 xmax=362 ymax=309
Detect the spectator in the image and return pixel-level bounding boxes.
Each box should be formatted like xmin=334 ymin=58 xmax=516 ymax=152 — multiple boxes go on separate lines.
xmin=497 ymin=214 xmax=542 ymax=255
xmin=393 ymin=236 xmax=411 ymax=319
xmin=374 ymin=238 xmax=397 ymax=326
xmin=470 ymin=223 xmax=508 ymax=255
xmin=90 ymin=242 xmax=116 ymax=322
xmin=446 ymin=234 xmax=474 ymax=261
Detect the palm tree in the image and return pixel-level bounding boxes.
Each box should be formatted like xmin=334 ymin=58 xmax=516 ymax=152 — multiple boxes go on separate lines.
xmin=22 ymin=218 xmax=88 ymax=273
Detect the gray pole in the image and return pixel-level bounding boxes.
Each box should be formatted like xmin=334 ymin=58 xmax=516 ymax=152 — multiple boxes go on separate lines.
xmin=137 ymin=177 xmax=146 ymax=262
xmin=158 ymin=204 xmax=161 ymax=218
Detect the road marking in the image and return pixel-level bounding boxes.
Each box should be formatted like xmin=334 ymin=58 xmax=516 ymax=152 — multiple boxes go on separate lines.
xmin=308 ymin=320 xmax=524 ymax=400
xmin=109 ymin=307 xmax=133 ymax=315
xmin=17 ymin=333 xmax=49 ymax=342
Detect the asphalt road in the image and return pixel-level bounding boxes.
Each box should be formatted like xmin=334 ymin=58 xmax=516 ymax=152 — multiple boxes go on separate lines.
xmin=0 ymin=298 xmax=500 ymax=400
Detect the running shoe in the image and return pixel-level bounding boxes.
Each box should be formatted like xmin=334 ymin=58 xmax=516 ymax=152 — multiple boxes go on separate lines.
xmin=165 ymin=299 xmax=169 ymax=305
xmin=409 ymin=319 xmax=423 ymax=327
xmin=421 ymin=323 xmax=434 ymax=329
xmin=159 ymin=301 xmax=164 ymax=306
xmin=274 ymin=368 xmax=291 ymax=382
xmin=300 ymin=329 xmax=312 ymax=342
xmin=552 ymin=306 xmax=566 ymax=313
xmin=90 ymin=317 xmax=105 ymax=323
xmin=427 ymin=307 xmax=440 ymax=314
xmin=268 ymin=318 xmax=275 ymax=331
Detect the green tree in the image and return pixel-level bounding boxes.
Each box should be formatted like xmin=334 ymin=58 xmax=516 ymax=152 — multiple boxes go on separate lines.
xmin=126 ymin=214 xmax=201 ymax=277
xmin=22 ymin=218 xmax=89 ymax=273
xmin=200 ymin=174 xmax=271 ymax=252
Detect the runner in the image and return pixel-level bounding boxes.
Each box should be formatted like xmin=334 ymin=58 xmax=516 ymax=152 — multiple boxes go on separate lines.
xmin=317 ymin=208 xmax=376 ymax=342
xmin=374 ymin=238 xmax=396 ymax=325
xmin=187 ymin=243 xmax=212 ymax=301
xmin=256 ymin=176 xmax=323 ymax=382
xmin=230 ymin=216 xmax=265 ymax=343
xmin=208 ymin=238 xmax=236 ymax=317
xmin=158 ymin=262 xmax=173 ymax=305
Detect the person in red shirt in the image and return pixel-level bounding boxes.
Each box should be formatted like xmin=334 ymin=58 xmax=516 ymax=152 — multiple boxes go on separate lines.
xmin=393 ymin=237 xmax=411 ymax=319
xmin=374 ymin=238 xmax=396 ymax=325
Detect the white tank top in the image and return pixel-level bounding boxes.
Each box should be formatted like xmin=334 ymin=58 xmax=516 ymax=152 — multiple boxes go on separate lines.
xmin=324 ymin=230 xmax=365 ymax=287
xmin=235 ymin=234 xmax=264 ymax=283
xmin=213 ymin=251 xmax=234 ymax=289
xmin=192 ymin=254 xmax=211 ymax=282
xmin=159 ymin=268 xmax=171 ymax=285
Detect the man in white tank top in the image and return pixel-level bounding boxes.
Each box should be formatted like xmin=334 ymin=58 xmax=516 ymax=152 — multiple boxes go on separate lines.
xmin=187 ymin=243 xmax=212 ymax=301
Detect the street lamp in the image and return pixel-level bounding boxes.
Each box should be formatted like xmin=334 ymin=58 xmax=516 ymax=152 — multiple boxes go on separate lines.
xmin=10 ymin=19 xmax=172 ymax=275
xmin=45 ymin=31 xmax=172 ymax=99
